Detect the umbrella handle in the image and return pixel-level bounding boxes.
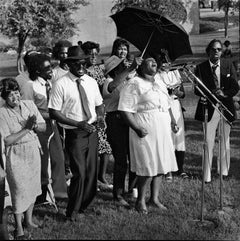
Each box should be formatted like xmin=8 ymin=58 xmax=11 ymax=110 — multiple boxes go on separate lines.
xmin=141 ymin=29 xmax=155 ymax=58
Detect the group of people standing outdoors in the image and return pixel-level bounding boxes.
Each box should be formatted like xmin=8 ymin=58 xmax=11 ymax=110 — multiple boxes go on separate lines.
xmin=0 ymin=37 xmax=238 ymax=239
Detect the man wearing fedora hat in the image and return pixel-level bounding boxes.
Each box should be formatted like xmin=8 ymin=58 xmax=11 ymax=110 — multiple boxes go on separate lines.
xmin=48 ymin=46 xmax=105 ymax=221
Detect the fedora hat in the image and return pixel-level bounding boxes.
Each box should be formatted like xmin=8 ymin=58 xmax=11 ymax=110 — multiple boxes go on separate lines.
xmin=104 ymin=55 xmax=124 ymax=75
xmin=65 ymin=46 xmax=88 ymax=61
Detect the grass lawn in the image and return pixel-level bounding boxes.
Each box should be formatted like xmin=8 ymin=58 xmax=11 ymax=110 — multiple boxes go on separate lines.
xmin=3 ymin=84 xmax=240 ymax=240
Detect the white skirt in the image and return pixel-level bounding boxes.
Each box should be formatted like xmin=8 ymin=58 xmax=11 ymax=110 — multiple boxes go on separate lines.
xmin=129 ymin=109 xmax=178 ymax=176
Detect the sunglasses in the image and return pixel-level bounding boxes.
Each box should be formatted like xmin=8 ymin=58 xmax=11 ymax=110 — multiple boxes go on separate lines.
xmin=211 ymin=48 xmax=222 ymax=52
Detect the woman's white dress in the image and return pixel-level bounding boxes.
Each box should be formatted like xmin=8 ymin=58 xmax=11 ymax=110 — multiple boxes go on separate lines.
xmin=118 ymin=76 xmax=178 ymax=176
xmin=0 ymin=100 xmax=44 ymax=214
xmin=158 ymin=70 xmax=186 ymax=151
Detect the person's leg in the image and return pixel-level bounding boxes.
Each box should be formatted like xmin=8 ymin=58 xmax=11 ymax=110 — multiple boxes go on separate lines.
xmin=135 ymin=176 xmax=151 ymax=213
xmin=148 ymin=176 xmax=167 ymax=210
xmin=65 ymin=129 xmax=86 ymax=217
xmin=80 ymin=131 xmax=98 ymax=211
xmin=218 ymin=121 xmax=231 ymax=177
xmin=106 ymin=113 xmax=128 ymax=201
xmin=14 ymin=213 xmax=24 ymax=237
xmin=98 ymin=153 xmax=110 ymax=185
xmin=49 ymin=122 xmax=68 ymax=199
xmin=24 ymin=203 xmax=38 ymax=228
xmin=204 ymin=110 xmax=219 ymax=182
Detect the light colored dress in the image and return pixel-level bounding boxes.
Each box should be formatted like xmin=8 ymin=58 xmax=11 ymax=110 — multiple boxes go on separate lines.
xmin=118 ymin=76 xmax=178 ymax=176
xmin=0 ymin=100 xmax=44 ymax=214
xmin=159 ymin=70 xmax=186 ymax=151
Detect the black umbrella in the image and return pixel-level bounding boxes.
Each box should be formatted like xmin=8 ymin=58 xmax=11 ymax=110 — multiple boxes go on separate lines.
xmin=110 ymin=6 xmax=193 ymax=61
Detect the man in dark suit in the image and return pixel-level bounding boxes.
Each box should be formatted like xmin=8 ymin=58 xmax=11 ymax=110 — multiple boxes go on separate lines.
xmin=194 ymin=39 xmax=239 ymax=183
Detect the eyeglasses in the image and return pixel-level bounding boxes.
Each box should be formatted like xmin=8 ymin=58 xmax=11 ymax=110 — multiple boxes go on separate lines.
xmin=211 ymin=48 xmax=222 ymax=52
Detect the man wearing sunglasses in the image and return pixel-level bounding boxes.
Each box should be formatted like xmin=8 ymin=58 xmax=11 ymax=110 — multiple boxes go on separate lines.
xmin=48 ymin=46 xmax=105 ymax=221
xmin=194 ymin=39 xmax=239 ymax=183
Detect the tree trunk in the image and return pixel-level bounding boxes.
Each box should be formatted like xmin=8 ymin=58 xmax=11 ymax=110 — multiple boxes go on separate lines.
xmin=224 ymin=7 xmax=229 ymax=38
xmin=17 ymin=32 xmax=29 ymax=74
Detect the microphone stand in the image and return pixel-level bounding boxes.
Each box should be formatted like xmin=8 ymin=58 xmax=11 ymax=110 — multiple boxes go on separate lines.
xmin=181 ymin=66 xmax=233 ymax=226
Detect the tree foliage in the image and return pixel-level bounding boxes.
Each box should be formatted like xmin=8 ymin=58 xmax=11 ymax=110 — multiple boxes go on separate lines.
xmin=111 ymin=0 xmax=187 ymax=23
xmin=0 ymin=0 xmax=89 ymax=72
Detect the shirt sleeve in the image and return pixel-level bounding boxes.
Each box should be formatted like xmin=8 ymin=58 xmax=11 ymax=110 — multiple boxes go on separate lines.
xmin=48 ymin=81 xmax=64 ymax=111
xmin=118 ymin=82 xmax=138 ymax=113
xmin=93 ymin=80 xmax=103 ymax=106
xmin=29 ymin=100 xmax=45 ymax=124
xmin=102 ymin=77 xmax=113 ymax=98
xmin=0 ymin=112 xmax=11 ymax=140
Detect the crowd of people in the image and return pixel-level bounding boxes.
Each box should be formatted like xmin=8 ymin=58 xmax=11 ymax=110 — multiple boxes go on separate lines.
xmin=0 ymin=37 xmax=239 ymax=239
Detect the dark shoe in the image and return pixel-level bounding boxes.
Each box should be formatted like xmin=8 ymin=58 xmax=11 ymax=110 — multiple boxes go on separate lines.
xmin=65 ymin=211 xmax=85 ymax=222
xmin=223 ymin=175 xmax=230 ymax=181
xmin=114 ymin=195 xmax=130 ymax=208
xmin=165 ymin=172 xmax=173 ymax=182
xmin=14 ymin=230 xmax=32 ymax=240
xmin=205 ymin=181 xmax=211 ymax=184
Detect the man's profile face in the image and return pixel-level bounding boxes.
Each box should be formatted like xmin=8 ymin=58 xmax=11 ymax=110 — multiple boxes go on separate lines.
xmin=209 ymin=42 xmax=222 ymax=63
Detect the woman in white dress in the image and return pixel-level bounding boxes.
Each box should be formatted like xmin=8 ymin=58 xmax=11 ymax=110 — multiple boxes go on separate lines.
xmin=154 ymin=51 xmax=188 ymax=180
xmin=118 ymin=57 xmax=178 ymax=214
xmin=0 ymin=78 xmax=46 ymax=239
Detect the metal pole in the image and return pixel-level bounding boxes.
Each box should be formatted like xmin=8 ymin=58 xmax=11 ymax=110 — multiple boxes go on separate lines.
xmin=218 ymin=110 xmax=223 ymax=211
xmin=201 ymin=99 xmax=209 ymax=221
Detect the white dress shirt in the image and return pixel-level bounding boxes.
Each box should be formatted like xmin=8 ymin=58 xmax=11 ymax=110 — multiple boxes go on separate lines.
xmin=48 ymin=72 xmax=103 ymax=129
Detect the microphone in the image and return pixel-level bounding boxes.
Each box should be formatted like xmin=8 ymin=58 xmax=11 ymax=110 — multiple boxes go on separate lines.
xmin=168 ymin=62 xmax=195 ymax=71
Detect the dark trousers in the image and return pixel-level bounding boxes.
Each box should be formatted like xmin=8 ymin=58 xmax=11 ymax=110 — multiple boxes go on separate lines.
xmin=65 ymin=128 xmax=98 ymax=216
xmin=175 ymin=150 xmax=185 ymax=174
xmin=37 ymin=120 xmax=67 ymax=199
xmin=106 ymin=112 xmax=136 ymax=198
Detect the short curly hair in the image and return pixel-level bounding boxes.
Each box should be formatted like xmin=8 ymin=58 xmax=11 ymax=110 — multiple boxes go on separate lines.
xmin=81 ymin=41 xmax=100 ymax=55
xmin=1 ymin=78 xmax=20 ymax=100
xmin=28 ymin=54 xmax=51 ymax=81
xmin=52 ymin=40 xmax=72 ymax=59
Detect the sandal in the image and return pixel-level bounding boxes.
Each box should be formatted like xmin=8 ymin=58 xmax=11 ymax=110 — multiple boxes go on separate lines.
xmin=14 ymin=230 xmax=32 ymax=240
xmin=180 ymin=172 xmax=189 ymax=179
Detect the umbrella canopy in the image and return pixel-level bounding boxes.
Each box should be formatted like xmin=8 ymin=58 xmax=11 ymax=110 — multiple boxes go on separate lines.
xmin=110 ymin=6 xmax=193 ymax=61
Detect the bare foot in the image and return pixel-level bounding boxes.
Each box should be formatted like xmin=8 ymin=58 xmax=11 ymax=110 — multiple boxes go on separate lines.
xmin=24 ymin=222 xmax=39 ymax=229
xmin=135 ymin=201 xmax=148 ymax=214
xmin=148 ymin=200 xmax=167 ymax=210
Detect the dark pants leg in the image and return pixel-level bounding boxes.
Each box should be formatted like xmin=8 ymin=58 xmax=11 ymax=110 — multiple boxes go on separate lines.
xmin=65 ymin=129 xmax=98 ymax=216
xmin=49 ymin=122 xmax=68 ymax=199
xmin=106 ymin=112 xmax=136 ymax=198
xmin=175 ymin=150 xmax=185 ymax=174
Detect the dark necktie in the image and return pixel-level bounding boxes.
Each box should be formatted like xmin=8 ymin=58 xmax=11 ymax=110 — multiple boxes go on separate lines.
xmin=212 ymin=65 xmax=219 ymax=88
xmin=76 ymin=78 xmax=92 ymax=119
xmin=45 ymin=81 xmax=51 ymax=102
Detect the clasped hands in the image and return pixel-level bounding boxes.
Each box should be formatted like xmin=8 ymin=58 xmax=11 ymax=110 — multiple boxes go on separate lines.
xmin=25 ymin=115 xmax=37 ymax=130
xmin=77 ymin=116 xmax=106 ymax=133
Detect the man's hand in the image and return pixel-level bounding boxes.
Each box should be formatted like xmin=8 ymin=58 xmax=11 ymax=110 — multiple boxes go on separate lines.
xmin=214 ymin=88 xmax=227 ymax=99
xmin=77 ymin=121 xmax=96 ymax=133
xmin=97 ymin=116 xmax=106 ymax=130
xmin=135 ymin=127 xmax=148 ymax=138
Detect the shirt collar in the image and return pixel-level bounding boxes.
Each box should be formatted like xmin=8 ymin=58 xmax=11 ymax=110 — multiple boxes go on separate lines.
xmin=209 ymin=60 xmax=220 ymax=68
xmin=68 ymin=72 xmax=87 ymax=82
xmin=36 ymin=77 xmax=52 ymax=87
